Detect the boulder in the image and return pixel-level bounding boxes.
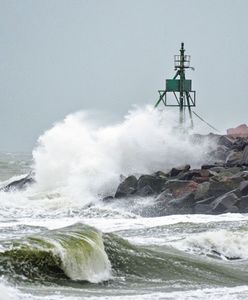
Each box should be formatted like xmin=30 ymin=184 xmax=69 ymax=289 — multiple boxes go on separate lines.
xmin=155 ymin=190 xmax=195 ymax=215
xmin=152 ymin=170 xmax=168 ymax=178
xmin=163 ymin=180 xmax=198 ymax=198
xmin=194 ymin=182 xmax=211 ymax=201
xmin=239 ymin=180 xmax=248 ymax=196
xmin=114 ymin=175 xmax=137 ymax=198
xmin=211 ymin=192 xmax=239 ymax=214
xmin=227 ymin=124 xmax=248 ymax=137
xmin=201 ymin=163 xmax=225 ymax=170
xmin=238 ymin=195 xmax=248 ymax=212
xmin=178 ymin=170 xmax=202 ymax=181
xmin=194 ymin=196 xmax=217 ymax=214
xmin=179 ymin=168 xmax=213 ymax=181
xmin=209 ymin=145 xmax=229 ymax=162
xmin=225 ymin=150 xmax=242 ymax=165
xmin=231 ymin=137 xmax=248 ymax=151
xmin=152 ymin=191 xmax=174 ymax=216
xmin=218 ymin=135 xmax=234 ymax=149
xmin=166 ymin=192 xmax=195 ymax=214
xmin=241 ymin=145 xmax=248 ymax=165
xmin=2 ymin=174 xmax=35 ymax=191
xmin=137 ymin=174 xmax=166 ymax=195
xmin=169 ymin=164 xmax=190 ymax=177
xmin=136 ymin=185 xmax=154 ymax=197
xmin=194 ymin=204 xmax=213 ymax=214
xmin=194 ymin=175 xmax=242 ymax=201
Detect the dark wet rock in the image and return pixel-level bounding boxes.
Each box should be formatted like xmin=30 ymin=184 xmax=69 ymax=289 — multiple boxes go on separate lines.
xmin=241 ymin=145 xmax=248 ymax=165
xmin=211 ymin=192 xmax=239 ymax=214
xmin=152 ymin=170 xmax=168 ymax=178
xmin=231 ymin=137 xmax=248 ymax=151
xmin=194 ymin=203 xmax=212 ymax=214
xmin=238 ymin=195 xmax=248 ymax=212
xmin=151 ymin=191 xmax=173 ymax=216
xmin=239 ymin=180 xmax=248 ymax=196
xmin=137 ymin=174 xmax=166 ymax=195
xmin=201 ymin=163 xmax=225 ymax=170
xmin=155 ymin=190 xmax=195 ymax=215
xmin=218 ymin=135 xmax=234 ymax=149
xmin=136 ymin=185 xmax=154 ymax=197
xmin=240 ymin=171 xmax=248 ymax=180
xmin=178 ymin=169 xmax=214 ymax=181
xmin=169 ymin=164 xmax=190 ymax=177
xmin=102 ymin=196 xmax=114 ymax=203
xmin=2 ymin=174 xmax=35 ymax=192
xmin=163 ymin=180 xmax=198 ymax=198
xmin=115 ymin=175 xmax=137 ymax=198
xmin=210 ymin=145 xmax=229 ymax=162
xmin=194 ymin=182 xmax=211 ymax=201
xmin=225 ymin=150 xmax=242 ymax=165
xmin=209 ymin=166 xmax=226 ymax=173
xmin=178 ymin=170 xmax=201 ymax=181
xmin=194 ymin=175 xmax=242 ymax=202
xmin=209 ymin=178 xmax=242 ymax=195
xmin=155 ymin=190 xmax=173 ymax=203
xmin=165 ymin=192 xmax=195 ymax=214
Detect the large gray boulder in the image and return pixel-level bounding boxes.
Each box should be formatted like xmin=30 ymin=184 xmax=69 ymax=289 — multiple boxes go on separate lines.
xmin=218 ymin=136 xmax=234 ymax=148
xmin=163 ymin=180 xmax=198 ymax=198
xmin=238 ymin=195 xmax=248 ymax=212
xmin=225 ymin=151 xmax=242 ymax=165
xmin=211 ymin=192 xmax=239 ymax=214
xmin=114 ymin=175 xmax=138 ymax=198
xmin=137 ymin=174 xmax=166 ymax=195
xmin=155 ymin=190 xmax=195 ymax=215
xmin=194 ymin=196 xmax=215 ymax=214
xmin=241 ymin=145 xmax=248 ymax=165
xmin=169 ymin=164 xmax=190 ymax=177
xmin=239 ymin=180 xmax=248 ymax=196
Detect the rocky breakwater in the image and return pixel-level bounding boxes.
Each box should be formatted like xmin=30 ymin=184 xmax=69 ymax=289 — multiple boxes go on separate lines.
xmin=106 ymin=132 xmax=248 ymax=215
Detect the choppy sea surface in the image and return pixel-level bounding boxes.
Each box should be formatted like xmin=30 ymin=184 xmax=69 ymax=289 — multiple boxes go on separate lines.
xmin=1 ymin=152 xmax=248 ymax=300
xmin=0 ymin=107 xmax=248 ymax=300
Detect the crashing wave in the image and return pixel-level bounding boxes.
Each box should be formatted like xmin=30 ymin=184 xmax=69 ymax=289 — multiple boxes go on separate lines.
xmin=0 ymin=223 xmax=111 ymax=283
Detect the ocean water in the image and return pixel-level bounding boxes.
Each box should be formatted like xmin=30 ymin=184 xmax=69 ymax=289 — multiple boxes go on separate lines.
xmin=1 ymin=106 xmax=248 ymax=299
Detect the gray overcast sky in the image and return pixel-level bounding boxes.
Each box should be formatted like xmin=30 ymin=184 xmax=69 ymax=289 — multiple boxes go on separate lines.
xmin=1 ymin=0 xmax=248 ymax=151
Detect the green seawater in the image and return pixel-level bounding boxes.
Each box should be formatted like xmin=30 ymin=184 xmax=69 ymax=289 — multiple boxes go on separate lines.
xmin=1 ymin=153 xmax=248 ymax=299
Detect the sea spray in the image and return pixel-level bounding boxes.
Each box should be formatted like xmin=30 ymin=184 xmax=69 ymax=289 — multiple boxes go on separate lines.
xmin=171 ymin=229 xmax=248 ymax=260
xmin=32 ymin=106 xmax=211 ymax=205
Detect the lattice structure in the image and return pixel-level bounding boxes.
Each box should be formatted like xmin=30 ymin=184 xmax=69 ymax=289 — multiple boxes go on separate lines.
xmin=155 ymin=43 xmax=196 ymax=128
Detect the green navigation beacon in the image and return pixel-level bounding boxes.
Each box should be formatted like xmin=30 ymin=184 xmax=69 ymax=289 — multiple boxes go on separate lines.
xmin=155 ymin=43 xmax=196 ymax=128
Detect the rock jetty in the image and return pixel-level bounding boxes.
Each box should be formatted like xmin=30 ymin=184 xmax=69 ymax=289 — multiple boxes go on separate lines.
xmin=106 ymin=131 xmax=248 ymax=215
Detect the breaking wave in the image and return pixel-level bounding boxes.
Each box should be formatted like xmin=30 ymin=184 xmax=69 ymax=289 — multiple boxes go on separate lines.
xmin=31 ymin=106 xmax=211 ymax=205
xmin=0 ymin=223 xmax=111 ymax=283
xmin=172 ymin=228 xmax=248 ymax=260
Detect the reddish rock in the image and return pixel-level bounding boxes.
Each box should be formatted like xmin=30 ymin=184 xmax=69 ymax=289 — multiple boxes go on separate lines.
xmin=163 ymin=180 xmax=198 ymax=197
xmin=227 ymin=124 xmax=248 ymax=137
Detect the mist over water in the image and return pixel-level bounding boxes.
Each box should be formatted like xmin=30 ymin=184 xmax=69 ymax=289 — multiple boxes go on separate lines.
xmin=32 ymin=106 xmax=211 ymax=205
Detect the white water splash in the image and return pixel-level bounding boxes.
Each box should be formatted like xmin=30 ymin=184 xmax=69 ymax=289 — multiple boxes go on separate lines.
xmin=31 ymin=106 xmax=211 ymax=206
xmin=0 ymin=280 xmax=18 ymax=300
xmin=172 ymin=229 xmax=248 ymax=260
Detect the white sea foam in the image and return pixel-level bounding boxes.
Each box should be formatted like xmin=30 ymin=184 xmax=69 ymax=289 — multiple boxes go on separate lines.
xmin=31 ymin=106 xmax=211 ymax=206
xmin=11 ymin=285 xmax=248 ymax=300
xmin=0 ymin=280 xmax=18 ymax=300
xmin=171 ymin=228 xmax=248 ymax=260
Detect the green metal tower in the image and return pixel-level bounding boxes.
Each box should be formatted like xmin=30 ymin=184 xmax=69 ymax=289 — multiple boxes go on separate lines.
xmin=155 ymin=43 xmax=196 ymax=128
